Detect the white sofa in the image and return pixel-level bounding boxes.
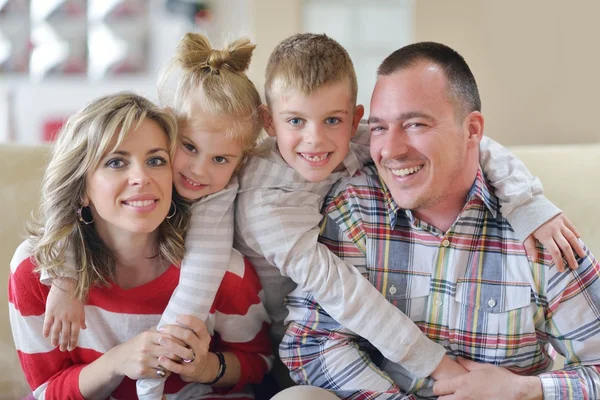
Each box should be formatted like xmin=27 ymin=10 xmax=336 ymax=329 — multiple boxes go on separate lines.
xmin=1 ymin=142 xmax=599 ymax=397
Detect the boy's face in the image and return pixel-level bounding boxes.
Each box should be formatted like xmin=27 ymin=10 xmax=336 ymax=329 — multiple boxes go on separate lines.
xmin=265 ymin=81 xmax=364 ymax=182
xmin=171 ymin=115 xmax=243 ymax=201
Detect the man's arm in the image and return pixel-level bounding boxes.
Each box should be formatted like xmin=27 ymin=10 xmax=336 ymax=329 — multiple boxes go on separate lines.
xmin=434 ymin=241 xmax=600 ymax=400
xmin=279 ymin=213 xmax=422 ymax=399
xmin=237 ymin=186 xmax=445 ymax=378
xmin=537 ymin=241 xmax=600 ymax=399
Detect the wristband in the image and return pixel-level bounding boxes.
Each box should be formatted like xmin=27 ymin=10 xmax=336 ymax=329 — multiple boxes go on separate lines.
xmin=205 ymin=352 xmax=226 ymax=385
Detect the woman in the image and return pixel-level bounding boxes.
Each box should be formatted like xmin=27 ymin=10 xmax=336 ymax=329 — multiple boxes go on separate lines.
xmin=8 ymin=93 xmax=271 ymax=399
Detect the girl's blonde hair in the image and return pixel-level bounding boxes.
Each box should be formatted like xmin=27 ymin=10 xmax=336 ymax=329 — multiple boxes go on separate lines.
xmin=27 ymin=92 xmax=191 ymax=301
xmin=159 ymin=33 xmax=263 ymax=158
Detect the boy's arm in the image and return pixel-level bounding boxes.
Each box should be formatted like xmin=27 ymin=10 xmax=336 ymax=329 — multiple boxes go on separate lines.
xmin=479 ymin=136 xmax=585 ymax=270
xmin=239 ymin=188 xmax=448 ymax=378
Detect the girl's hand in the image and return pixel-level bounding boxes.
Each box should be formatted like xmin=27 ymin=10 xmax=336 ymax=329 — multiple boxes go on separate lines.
xmin=109 ymin=328 xmax=184 ymax=380
xmin=157 ymin=315 xmax=214 ymax=383
xmin=43 ymin=277 xmax=86 ymax=351
xmin=524 ymin=213 xmax=586 ymax=272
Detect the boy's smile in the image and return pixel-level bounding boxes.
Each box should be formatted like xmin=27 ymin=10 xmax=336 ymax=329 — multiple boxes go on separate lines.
xmin=265 ymin=81 xmax=364 ymax=182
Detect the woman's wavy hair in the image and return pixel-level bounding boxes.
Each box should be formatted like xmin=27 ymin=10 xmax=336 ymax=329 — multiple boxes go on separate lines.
xmin=27 ymin=92 xmax=191 ymax=301
xmin=159 ymin=33 xmax=263 ymax=163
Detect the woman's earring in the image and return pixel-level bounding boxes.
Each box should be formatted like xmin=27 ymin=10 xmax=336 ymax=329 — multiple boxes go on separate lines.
xmin=166 ymin=201 xmax=176 ymax=219
xmin=77 ymin=206 xmax=94 ymax=225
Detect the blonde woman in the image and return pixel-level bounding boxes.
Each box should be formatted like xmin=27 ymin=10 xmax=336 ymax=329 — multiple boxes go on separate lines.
xmin=9 ymin=92 xmax=271 ymax=399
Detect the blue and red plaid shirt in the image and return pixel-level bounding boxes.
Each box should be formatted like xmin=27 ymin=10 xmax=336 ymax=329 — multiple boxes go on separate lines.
xmin=280 ymin=165 xmax=600 ymax=400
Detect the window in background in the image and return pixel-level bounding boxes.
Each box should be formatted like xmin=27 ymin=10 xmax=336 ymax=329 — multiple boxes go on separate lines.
xmin=303 ymin=0 xmax=415 ymax=116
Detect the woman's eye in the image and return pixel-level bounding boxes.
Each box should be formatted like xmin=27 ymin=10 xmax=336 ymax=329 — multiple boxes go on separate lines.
xmin=213 ymin=156 xmax=228 ymax=164
xmin=105 ymin=158 xmax=125 ymax=168
xmin=148 ymin=157 xmax=168 ymax=167
xmin=325 ymin=117 xmax=341 ymax=125
xmin=183 ymin=143 xmax=196 ymax=153
xmin=288 ymin=118 xmax=304 ymax=126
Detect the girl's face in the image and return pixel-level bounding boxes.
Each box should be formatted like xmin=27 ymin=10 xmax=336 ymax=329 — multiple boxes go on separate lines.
xmin=172 ymin=115 xmax=244 ymax=201
xmin=84 ymin=119 xmax=173 ymax=237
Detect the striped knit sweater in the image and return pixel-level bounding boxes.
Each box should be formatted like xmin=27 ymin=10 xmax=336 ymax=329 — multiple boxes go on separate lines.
xmin=9 ymin=240 xmax=272 ymax=400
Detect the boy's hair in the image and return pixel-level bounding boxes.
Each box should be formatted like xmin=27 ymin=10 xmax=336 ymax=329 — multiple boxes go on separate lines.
xmin=27 ymin=92 xmax=190 ymax=301
xmin=265 ymin=33 xmax=358 ymax=107
xmin=378 ymin=41 xmax=481 ymax=121
xmin=160 ymin=33 xmax=263 ymax=156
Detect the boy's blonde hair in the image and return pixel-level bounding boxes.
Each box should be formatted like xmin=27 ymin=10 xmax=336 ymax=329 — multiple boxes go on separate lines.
xmin=27 ymin=92 xmax=191 ymax=301
xmin=265 ymin=33 xmax=358 ymax=107
xmin=160 ymin=33 xmax=263 ymax=157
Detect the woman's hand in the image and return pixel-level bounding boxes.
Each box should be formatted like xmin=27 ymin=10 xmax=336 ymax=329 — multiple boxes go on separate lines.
xmin=107 ymin=328 xmax=184 ymax=380
xmin=157 ymin=315 xmax=215 ymax=383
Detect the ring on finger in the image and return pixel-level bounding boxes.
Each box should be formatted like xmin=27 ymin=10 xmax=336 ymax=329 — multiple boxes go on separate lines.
xmin=156 ymin=365 xmax=166 ymax=378
xmin=182 ymin=351 xmax=195 ymax=364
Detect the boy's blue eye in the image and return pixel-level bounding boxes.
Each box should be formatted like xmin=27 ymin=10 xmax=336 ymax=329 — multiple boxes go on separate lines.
xmin=325 ymin=117 xmax=341 ymax=125
xmin=213 ymin=156 xmax=228 ymax=164
xmin=105 ymin=158 xmax=126 ymax=168
xmin=183 ymin=142 xmax=196 ymax=153
xmin=288 ymin=118 xmax=303 ymax=126
xmin=148 ymin=157 xmax=167 ymax=166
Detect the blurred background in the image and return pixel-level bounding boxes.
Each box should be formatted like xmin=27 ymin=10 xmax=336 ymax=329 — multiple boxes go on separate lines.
xmin=1 ymin=0 xmax=599 ymax=145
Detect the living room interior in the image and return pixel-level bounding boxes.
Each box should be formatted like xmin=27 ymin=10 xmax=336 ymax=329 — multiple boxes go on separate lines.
xmin=1 ymin=0 xmax=599 ymax=398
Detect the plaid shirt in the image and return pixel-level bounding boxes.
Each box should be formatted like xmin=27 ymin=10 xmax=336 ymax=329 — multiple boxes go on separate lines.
xmin=280 ymin=165 xmax=600 ymax=400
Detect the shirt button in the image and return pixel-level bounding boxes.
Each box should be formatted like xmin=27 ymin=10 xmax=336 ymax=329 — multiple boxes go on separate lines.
xmin=488 ymin=298 xmax=496 ymax=308
xmin=435 ymin=298 xmax=443 ymax=306
xmin=442 ymin=239 xmax=450 ymax=247
xmin=389 ymin=285 xmax=397 ymax=295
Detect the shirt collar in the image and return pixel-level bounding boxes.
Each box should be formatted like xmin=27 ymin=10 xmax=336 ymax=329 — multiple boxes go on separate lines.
xmin=379 ymin=168 xmax=499 ymax=229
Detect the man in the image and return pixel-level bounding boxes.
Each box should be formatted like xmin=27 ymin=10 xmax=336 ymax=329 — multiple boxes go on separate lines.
xmin=279 ymin=42 xmax=600 ymax=399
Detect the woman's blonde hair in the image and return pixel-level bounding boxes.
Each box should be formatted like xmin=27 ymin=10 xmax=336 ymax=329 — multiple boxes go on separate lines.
xmin=28 ymin=92 xmax=191 ymax=301
xmin=159 ymin=33 xmax=263 ymax=158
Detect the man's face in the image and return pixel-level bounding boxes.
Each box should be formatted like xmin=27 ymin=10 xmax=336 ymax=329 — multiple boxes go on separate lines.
xmin=266 ymin=81 xmax=364 ymax=182
xmin=369 ymin=62 xmax=471 ymax=212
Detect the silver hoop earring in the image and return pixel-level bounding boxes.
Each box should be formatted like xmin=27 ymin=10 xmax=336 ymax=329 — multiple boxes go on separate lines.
xmin=77 ymin=206 xmax=94 ymax=225
xmin=166 ymin=201 xmax=176 ymax=219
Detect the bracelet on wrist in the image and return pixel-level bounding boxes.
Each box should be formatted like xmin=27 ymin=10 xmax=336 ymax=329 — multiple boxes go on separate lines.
xmin=205 ymin=352 xmax=226 ymax=385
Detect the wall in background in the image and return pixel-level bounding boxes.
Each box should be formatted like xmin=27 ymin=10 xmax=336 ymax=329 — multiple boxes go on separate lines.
xmin=3 ymin=1 xmax=599 ymax=145
xmin=415 ymin=0 xmax=600 ymax=145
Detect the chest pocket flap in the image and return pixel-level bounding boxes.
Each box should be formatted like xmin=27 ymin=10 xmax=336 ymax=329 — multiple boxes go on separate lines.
xmin=455 ymin=280 xmax=531 ymax=314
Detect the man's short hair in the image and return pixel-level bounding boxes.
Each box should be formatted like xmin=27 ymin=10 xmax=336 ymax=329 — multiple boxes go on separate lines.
xmin=378 ymin=42 xmax=481 ymax=121
xmin=265 ymin=33 xmax=358 ymax=106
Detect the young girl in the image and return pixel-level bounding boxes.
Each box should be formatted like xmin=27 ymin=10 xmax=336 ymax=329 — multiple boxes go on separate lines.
xmin=41 ymin=34 xmax=268 ymax=400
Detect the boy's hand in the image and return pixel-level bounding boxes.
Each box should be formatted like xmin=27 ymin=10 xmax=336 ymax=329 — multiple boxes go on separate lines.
xmin=524 ymin=213 xmax=586 ymax=272
xmin=43 ymin=277 xmax=86 ymax=351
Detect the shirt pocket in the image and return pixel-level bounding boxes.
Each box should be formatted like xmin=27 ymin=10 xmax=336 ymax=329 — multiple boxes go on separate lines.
xmin=369 ymin=268 xmax=432 ymax=321
xmin=451 ymin=281 xmax=535 ymax=364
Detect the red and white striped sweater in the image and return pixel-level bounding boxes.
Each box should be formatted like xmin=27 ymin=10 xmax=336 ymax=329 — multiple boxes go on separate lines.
xmin=8 ymin=241 xmax=272 ymax=400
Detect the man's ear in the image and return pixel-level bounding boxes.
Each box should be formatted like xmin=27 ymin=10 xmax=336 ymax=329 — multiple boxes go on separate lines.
xmin=259 ymin=104 xmax=276 ymax=137
xmin=351 ymin=104 xmax=365 ymax=135
xmin=465 ymin=111 xmax=484 ymax=148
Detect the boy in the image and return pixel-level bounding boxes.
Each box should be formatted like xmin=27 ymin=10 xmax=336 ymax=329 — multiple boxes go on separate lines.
xmin=234 ymin=33 xmax=576 ymax=387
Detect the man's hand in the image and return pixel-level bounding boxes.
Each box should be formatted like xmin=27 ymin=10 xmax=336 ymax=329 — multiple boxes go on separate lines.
xmin=433 ymin=357 xmax=543 ymax=400
xmin=43 ymin=277 xmax=86 ymax=351
xmin=524 ymin=213 xmax=586 ymax=272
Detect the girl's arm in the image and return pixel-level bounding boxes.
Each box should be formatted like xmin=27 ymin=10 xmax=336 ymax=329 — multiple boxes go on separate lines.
xmin=137 ymin=179 xmax=238 ymax=398
xmin=158 ymin=254 xmax=272 ymax=391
